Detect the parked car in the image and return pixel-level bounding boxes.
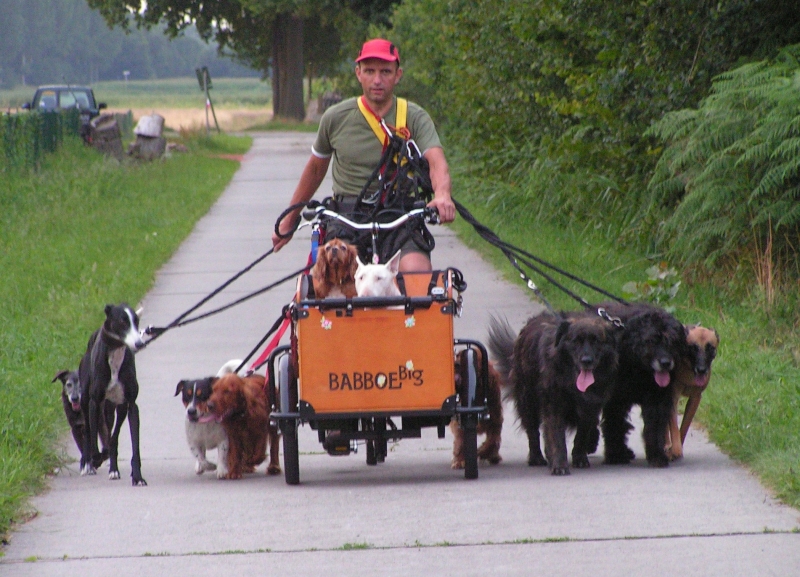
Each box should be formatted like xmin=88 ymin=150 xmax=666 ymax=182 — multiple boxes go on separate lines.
xmin=22 ymin=85 xmax=107 ymax=142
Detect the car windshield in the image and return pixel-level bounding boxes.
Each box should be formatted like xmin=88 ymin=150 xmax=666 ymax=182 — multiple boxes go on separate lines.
xmin=37 ymin=89 xmax=93 ymax=110
xmin=60 ymin=90 xmax=91 ymax=109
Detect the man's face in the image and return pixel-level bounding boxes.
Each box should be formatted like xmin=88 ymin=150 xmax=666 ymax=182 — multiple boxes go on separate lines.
xmin=355 ymin=58 xmax=403 ymax=107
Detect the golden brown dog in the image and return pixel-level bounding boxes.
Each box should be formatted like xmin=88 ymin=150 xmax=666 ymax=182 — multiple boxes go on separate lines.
xmin=450 ymin=348 xmax=503 ymax=469
xmin=312 ymin=238 xmax=358 ymax=298
xmin=207 ymin=373 xmax=281 ymax=479
xmin=666 ymin=325 xmax=719 ymax=460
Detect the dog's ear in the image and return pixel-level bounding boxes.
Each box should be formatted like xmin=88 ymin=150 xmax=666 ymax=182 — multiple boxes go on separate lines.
xmin=346 ymin=244 xmax=359 ymax=273
xmin=387 ymin=250 xmax=402 ymax=275
xmin=313 ymin=246 xmax=328 ymax=280
xmin=554 ymin=320 xmax=570 ymax=347
xmin=104 ymin=304 xmax=114 ymax=317
xmin=52 ymin=370 xmax=69 ymax=384
xmin=175 ymin=380 xmax=188 ymax=397
xmin=356 ymin=254 xmax=366 ymax=269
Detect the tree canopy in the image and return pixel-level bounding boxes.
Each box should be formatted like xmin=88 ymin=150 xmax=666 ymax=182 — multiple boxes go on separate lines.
xmin=86 ymin=0 xmax=399 ymax=119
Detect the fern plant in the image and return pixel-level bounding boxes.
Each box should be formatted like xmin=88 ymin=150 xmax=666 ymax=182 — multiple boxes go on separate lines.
xmin=642 ymin=44 xmax=800 ymax=282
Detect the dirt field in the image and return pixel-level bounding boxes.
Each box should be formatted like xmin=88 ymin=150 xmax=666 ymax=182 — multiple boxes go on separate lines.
xmin=109 ymin=107 xmax=273 ymax=132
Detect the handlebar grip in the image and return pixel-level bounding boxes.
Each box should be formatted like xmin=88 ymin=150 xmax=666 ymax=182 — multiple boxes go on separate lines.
xmin=302 ymin=208 xmax=319 ymax=221
xmin=425 ymin=207 xmax=440 ymax=225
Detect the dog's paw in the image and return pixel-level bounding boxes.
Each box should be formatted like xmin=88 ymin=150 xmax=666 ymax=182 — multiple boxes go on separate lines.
xmin=216 ymin=467 xmax=229 ymax=479
xmin=109 ymin=470 xmax=121 ymax=481
xmin=647 ymin=452 xmax=670 ymax=468
xmin=666 ymin=446 xmax=683 ymax=461
xmin=266 ymin=464 xmax=282 ymax=475
xmin=482 ymin=454 xmax=502 ymax=465
xmin=550 ymin=466 xmax=571 ymax=476
xmin=450 ymin=458 xmax=466 ymax=470
xmin=478 ymin=447 xmax=502 ymax=465
xmin=527 ymin=453 xmax=548 ymax=467
xmin=604 ymin=448 xmax=634 ymax=465
xmin=132 ymin=477 xmax=148 ymax=487
xmin=81 ymin=464 xmax=97 ymax=476
xmin=572 ymin=454 xmax=591 ymax=469
xmin=195 ymin=460 xmax=217 ymax=475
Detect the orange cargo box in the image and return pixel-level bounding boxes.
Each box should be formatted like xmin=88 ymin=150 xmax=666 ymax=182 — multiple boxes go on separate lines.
xmin=294 ymin=271 xmax=456 ymax=414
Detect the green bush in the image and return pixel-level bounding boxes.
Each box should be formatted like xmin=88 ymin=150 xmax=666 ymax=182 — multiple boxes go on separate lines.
xmin=0 ymin=109 xmax=81 ymax=173
xmin=644 ymin=44 xmax=800 ymax=284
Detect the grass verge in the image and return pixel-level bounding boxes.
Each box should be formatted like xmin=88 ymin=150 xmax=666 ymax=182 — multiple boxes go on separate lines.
xmin=452 ymin=179 xmax=800 ymax=510
xmin=0 ymin=133 xmax=251 ymax=542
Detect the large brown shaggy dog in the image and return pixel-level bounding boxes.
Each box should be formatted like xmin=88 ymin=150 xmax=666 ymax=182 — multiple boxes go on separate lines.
xmin=667 ymin=324 xmax=719 ymax=460
xmin=450 ymin=347 xmax=504 ymax=469
xmin=595 ymin=303 xmax=687 ymax=467
xmin=207 ymin=373 xmax=281 ymax=479
xmin=489 ymin=311 xmax=620 ymax=475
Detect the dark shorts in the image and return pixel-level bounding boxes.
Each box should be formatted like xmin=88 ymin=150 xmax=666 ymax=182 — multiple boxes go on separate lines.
xmin=327 ymin=195 xmax=433 ymax=263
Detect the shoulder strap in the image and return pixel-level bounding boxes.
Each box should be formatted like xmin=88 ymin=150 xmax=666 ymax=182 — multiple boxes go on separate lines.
xmin=396 ymin=97 xmax=407 ymax=130
xmin=358 ymin=96 xmax=408 ymax=146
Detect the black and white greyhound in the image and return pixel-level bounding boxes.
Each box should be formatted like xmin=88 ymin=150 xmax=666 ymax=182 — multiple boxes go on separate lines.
xmin=79 ymin=303 xmax=147 ymax=486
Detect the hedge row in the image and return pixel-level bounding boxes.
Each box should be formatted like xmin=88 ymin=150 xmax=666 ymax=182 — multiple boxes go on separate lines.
xmin=0 ymin=109 xmax=81 ymax=173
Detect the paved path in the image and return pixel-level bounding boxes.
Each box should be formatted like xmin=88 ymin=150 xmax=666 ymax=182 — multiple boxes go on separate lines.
xmin=3 ymin=133 xmax=798 ymax=576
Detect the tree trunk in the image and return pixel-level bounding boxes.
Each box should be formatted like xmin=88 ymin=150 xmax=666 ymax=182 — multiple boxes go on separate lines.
xmin=272 ymin=14 xmax=305 ymax=121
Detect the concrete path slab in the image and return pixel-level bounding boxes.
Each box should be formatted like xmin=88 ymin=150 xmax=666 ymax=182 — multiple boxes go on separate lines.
xmin=2 ymin=133 xmax=797 ymax=576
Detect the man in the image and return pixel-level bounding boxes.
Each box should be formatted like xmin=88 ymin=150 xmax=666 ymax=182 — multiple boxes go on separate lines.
xmin=272 ymin=38 xmax=456 ymax=272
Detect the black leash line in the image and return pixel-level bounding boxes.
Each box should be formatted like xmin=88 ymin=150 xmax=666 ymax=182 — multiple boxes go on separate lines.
xmin=155 ymin=265 xmax=307 ymax=331
xmin=142 ymin=247 xmax=275 ymax=346
xmin=453 ymin=199 xmax=627 ymax=309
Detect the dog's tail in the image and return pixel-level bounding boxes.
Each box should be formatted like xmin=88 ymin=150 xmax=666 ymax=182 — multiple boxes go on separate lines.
xmin=217 ymin=359 xmax=245 ymax=377
xmin=487 ymin=315 xmax=515 ymax=388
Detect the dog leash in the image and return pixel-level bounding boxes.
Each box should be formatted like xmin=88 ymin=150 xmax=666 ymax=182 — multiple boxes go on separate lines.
xmin=141 ymin=254 xmax=306 ymax=348
xmin=453 ymin=199 xmax=628 ymax=311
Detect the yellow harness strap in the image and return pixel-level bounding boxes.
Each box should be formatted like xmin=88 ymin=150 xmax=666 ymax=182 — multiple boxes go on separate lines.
xmin=358 ymin=96 xmax=408 ymax=146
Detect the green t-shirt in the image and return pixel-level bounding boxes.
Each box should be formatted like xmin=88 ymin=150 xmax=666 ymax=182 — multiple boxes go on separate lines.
xmin=312 ymin=96 xmax=442 ymax=197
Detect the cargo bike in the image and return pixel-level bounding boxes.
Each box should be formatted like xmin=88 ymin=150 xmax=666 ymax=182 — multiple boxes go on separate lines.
xmin=267 ymin=203 xmax=492 ymax=484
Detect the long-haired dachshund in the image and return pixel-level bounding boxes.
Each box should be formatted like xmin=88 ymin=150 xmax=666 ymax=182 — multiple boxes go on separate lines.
xmin=206 ymin=373 xmax=281 ymax=479
xmin=312 ymin=238 xmax=359 ymax=298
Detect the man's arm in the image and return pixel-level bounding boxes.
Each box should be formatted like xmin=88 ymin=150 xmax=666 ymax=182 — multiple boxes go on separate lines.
xmin=423 ymin=146 xmax=456 ymax=223
xmin=272 ymin=154 xmax=331 ymax=251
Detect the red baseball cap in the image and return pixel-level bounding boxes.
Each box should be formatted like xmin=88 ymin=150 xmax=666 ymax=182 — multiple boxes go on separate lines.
xmin=356 ymin=39 xmax=400 ymax=64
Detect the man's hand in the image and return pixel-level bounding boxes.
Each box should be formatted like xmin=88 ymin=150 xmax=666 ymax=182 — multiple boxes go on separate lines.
xmin=427 ymin=195 xmax=456 ymax=224
xmin=271 ymin=214 xmax=298 ymax=252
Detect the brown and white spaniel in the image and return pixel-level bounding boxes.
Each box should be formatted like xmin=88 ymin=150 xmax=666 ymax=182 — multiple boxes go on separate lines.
xmin=207 ymin=373 xmax=281 ymax=479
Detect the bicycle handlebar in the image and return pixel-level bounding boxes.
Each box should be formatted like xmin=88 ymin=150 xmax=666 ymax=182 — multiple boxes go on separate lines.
xmin=301 ymin=204 xmax=440 ymax=231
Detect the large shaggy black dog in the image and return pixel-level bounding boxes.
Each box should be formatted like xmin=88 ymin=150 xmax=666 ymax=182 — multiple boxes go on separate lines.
xmin=489 ymin=311 xmax=620 ymax=475
xmin=594 ymin=303 xmax=687 ymax=467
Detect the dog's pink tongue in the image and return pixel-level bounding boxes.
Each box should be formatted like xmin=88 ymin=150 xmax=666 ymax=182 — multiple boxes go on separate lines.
xmin=71 ymin=402 xmax=81 ymax=411
xmin=655 ymin=371 xmax=671 ymax=388
xmin=576 ymin=370 xmax=595 ymax=392
xmin=197 ymin=414 xmax=219 ymax=424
